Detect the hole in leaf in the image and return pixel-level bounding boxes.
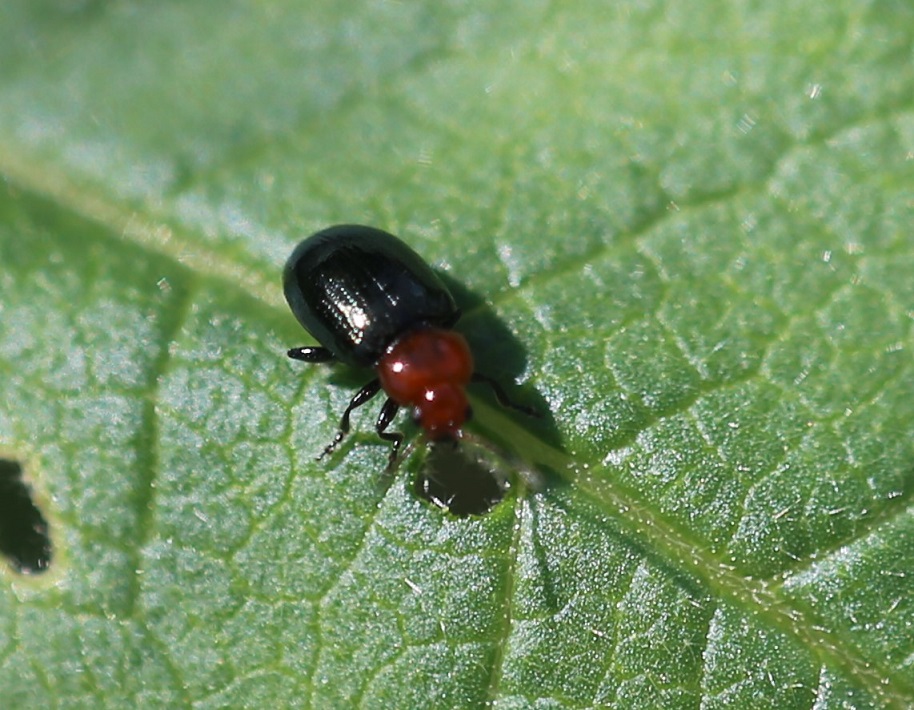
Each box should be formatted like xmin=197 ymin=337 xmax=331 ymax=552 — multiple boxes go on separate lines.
xmin=414 ymin=440 xmax=507 ymax=516
xmin=0 ymin=458 xmax=52 ymax=574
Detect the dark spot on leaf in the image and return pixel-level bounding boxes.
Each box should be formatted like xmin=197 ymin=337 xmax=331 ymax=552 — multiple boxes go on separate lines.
xmin=414 ymin=440 xmax=507 ymax=516
xmin=0 ymin=458 xmax=52 ymax=574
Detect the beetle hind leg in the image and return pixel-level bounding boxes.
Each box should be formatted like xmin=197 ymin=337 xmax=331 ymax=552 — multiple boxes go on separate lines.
xmin=288 ymin=346 xmax=335 ymax=362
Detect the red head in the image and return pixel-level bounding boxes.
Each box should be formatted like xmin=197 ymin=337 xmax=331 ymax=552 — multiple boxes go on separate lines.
xmin=377 ymin=328 xmax=474 ymax=439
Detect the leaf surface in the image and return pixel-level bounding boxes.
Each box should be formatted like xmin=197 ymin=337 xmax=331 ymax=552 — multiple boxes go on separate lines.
xmin=1 ymin=1 xmax=913 ymax=707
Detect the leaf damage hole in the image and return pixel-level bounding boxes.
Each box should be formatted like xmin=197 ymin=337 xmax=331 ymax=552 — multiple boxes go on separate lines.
xmin=414 ymin=441 xmax=508 ymax=516
xmin=0 ymin=458 xmax=52 ymax=574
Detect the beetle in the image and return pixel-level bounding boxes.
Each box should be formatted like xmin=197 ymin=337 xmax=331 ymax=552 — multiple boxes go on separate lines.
xmin=283 ymin=224 xmax=537 ymax=468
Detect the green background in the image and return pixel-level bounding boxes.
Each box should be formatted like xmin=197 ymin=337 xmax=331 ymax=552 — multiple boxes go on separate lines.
xmin=1 ymin=1 xmax=913 ymax=707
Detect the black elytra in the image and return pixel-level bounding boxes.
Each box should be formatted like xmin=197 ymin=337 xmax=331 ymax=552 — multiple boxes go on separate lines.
xmin=284 ymin=224 xmax=459 ymax=368
xmin=283 ymin=224 xmax=538 ymax=468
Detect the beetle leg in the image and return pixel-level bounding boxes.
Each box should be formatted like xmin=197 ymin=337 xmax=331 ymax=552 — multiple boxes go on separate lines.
xmin=375 ymin=398 xmax=403 ymax=470
xmin=288 ymin=346 xmax=335 ymax=362
xmin=471 ymin=373 xmax=540 ymax=418
xmin=319 ymin=379 xmax=382 ymax=459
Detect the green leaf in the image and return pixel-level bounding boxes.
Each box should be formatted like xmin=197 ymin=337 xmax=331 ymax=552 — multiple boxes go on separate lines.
xmin=1 ymin=1 xmax=913 ymax=707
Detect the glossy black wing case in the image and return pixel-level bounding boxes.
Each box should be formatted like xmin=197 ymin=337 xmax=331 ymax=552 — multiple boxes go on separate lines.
xmin=283 ymin=225 xmax=460 ymax=367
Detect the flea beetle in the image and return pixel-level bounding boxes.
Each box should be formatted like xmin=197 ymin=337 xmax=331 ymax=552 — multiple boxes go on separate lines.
xmin=283 ymin=224 xmax=537 ymax=468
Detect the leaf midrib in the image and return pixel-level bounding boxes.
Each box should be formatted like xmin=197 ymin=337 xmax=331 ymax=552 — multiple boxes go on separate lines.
xmin=475 ymin=396 xmax=912 ymax=707
xmin=2 ymin=95 xmax=912 ymax=317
